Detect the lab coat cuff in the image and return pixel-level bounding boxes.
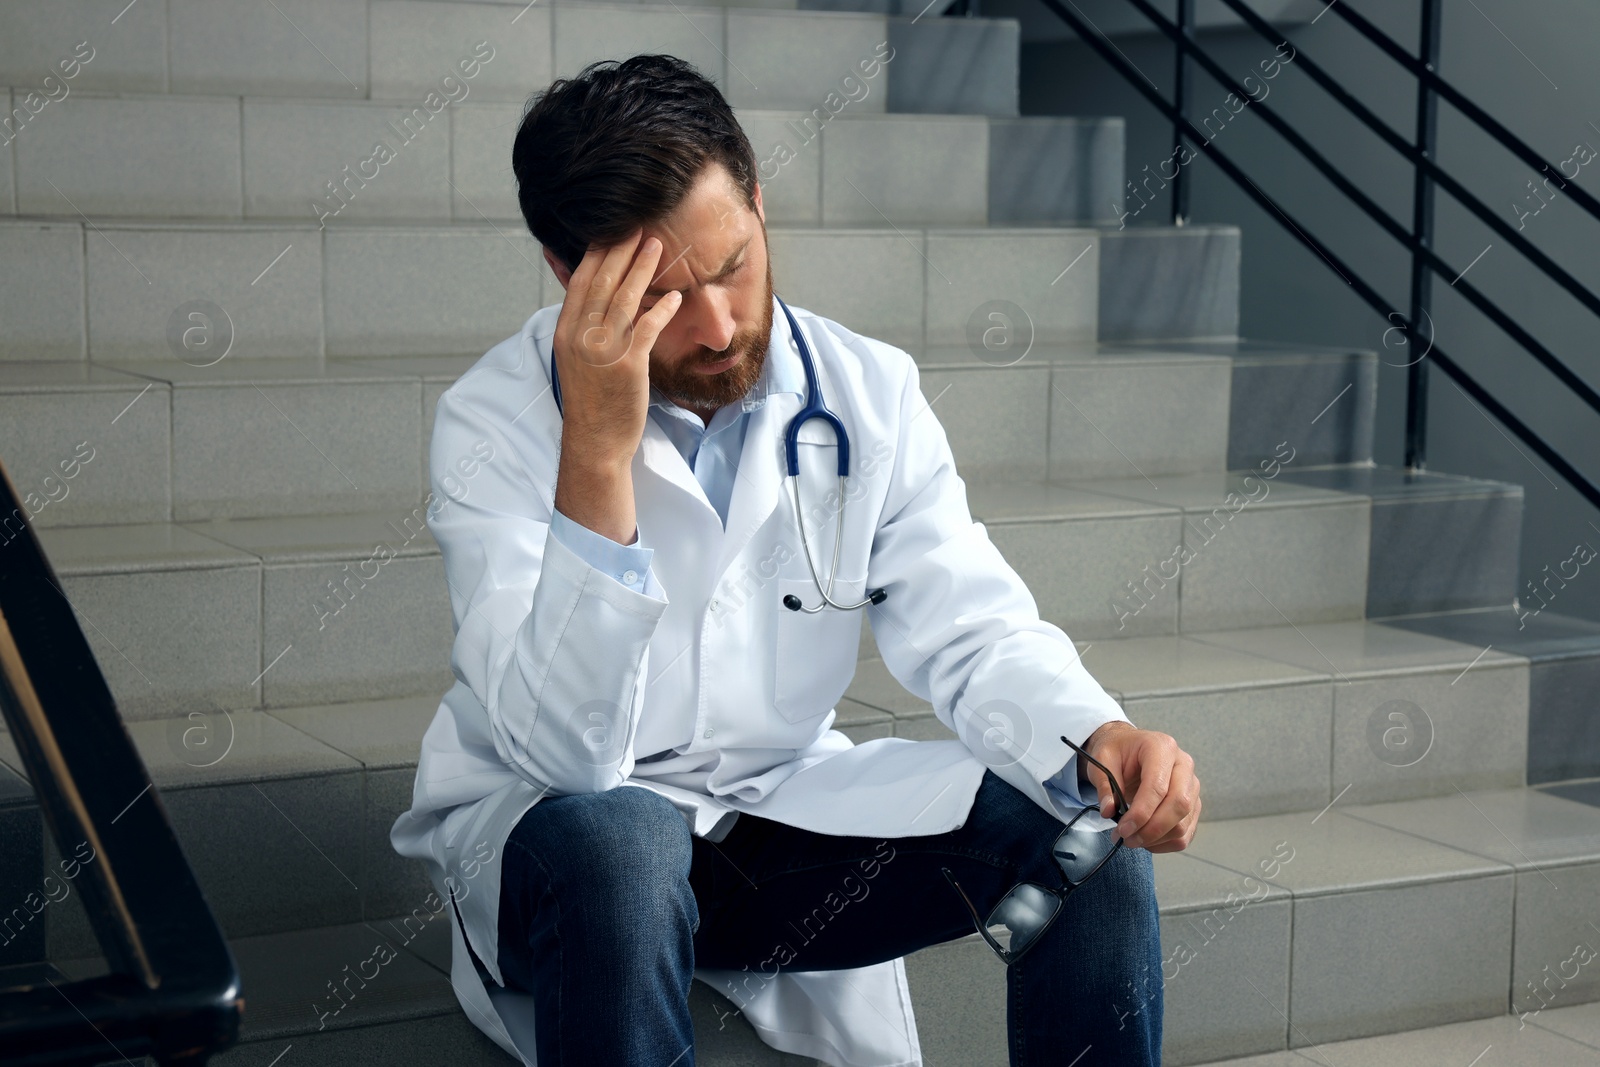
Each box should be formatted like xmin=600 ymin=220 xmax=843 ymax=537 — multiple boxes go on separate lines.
xmin=549 ymin=508 xmax=655 ymax=596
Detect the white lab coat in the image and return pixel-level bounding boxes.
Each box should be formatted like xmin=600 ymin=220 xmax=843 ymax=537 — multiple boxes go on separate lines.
xmin=390 ymin=296 xmax=1130 ymax=1067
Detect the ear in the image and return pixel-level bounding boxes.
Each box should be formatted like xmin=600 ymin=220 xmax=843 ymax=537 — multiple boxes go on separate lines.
xmin=542 ymin=246 xmax=572 ymax=290
xmin=752 ymin=180 xmax=765 ymax=226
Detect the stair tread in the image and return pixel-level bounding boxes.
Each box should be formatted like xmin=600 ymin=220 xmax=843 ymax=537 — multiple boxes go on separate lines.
xmin=22 ymin=461 xmax=1515 ymax=571
xmin=35 ymin=512 xmax=439 ymax=574
xmin=1383 ymin=605 xmax=1600 ymax=662
xmin=0 ymin=86 xmax=1096 ymax=122
xmin=0 ymin=216 xmax=1198 ymax=235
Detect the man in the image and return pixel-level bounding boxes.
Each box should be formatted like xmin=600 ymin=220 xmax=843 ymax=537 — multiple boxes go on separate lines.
xmin=392 ymin=53 xmax=1200 ymax=1067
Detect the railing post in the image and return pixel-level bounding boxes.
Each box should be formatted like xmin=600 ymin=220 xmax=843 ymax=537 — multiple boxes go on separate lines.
xmin=1171 ymin=0 xmax=1194 ymax=226
xmin=1405 ymin=0 xmax=1443 ymax=471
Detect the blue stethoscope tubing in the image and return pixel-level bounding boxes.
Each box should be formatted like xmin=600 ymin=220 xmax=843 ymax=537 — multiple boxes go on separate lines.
xmin=547 ymin=294 xmax=887 ymax=613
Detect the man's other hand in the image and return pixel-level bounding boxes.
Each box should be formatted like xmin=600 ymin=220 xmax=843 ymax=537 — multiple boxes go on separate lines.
xmin=1077 ymin=721 xmax=1201 ymax=853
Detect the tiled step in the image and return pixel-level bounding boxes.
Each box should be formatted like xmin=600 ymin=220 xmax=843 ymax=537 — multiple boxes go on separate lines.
xmin=967 ymin=470 xmax=1371 ymax=635
xmin=1 ymin=220 xmax=1168 ymax=360
xmin=1104 ymin=339 xmax=1379 ymax=469
xmin=1 ymin=343 xmax=1385 ymax=537
xmin=965 ymin=465 xmax=1516 ymax=632
xmin=0 ymin=611 xmax=1560 ymax=955
xmin=6 ymin=464 xmax=1541 ymax=724
xmin=1157 ymin=785 xmax=1600 ymax=1061
xmin=1277 ymin=465 xmax=1523 ymax=618
xmin=29 ymin=515 xmax=455 ymax=719
xmin=0 ymin=89 xmax=1119 ymax=225
xmin=24 ymin=785 xmax=1600 ymax=1065
xmin=0 ymin=346 xmax=1223 ymax=526
xmin=0 ymin=0 xmax=1017 ymax=114
xmin=2 ymin=343 xmax=1388 ymax=540
xmin=0 ymin=357 xmax=471 ymax=526
xmin=1202 ymin=1005 xmax=1600 ymax=1065
xmin=849 ymin=616 xmax=1538 ymax=819
xmin=1099 ymin=224 xmax=1239 ymax=341
xmin=0 ymin=699 xmax=443 ymax=956
xmin=1384 ymin=607 xmax=1600 ymax=785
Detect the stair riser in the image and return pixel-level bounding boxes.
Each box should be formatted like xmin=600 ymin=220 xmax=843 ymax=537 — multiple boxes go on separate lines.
xmin=1227 ymin=355 xmax=1377 ymax=469
xmin=1124 ymin=662 xmax=1529 ymax=819
xmin=988 ymin=499 xmax=1370 ymax=636
xmin=0 ymin=0 xmax=1016 ymax=114
xmin=45 ymin=558 xmax=454 ymax=721
xmin=0 ymin=223 xmax=1131 ymax=360
xmin=5 ymin=100 xmax=1112 ymax=226
xmin=1100 ymin=227 xmax=1240 ymax=342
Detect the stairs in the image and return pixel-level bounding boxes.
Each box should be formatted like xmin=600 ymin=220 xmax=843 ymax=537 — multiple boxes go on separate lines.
xmin=3 ymin=0 xmax=1600 ymax=1064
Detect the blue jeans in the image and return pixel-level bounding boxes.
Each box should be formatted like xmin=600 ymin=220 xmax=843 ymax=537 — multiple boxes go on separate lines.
xmin=490 ymin=768 xmax=1163 ymax=1066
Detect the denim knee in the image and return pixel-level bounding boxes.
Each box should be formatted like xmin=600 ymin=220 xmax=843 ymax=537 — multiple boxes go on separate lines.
xmin=506 ymin=784 xmax=696 ymax=932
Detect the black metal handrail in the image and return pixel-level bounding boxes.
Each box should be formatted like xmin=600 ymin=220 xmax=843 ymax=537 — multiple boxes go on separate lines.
xmin=1034 ymin=0 xmax=1600 ymax=513
xmin=0 ymin=460 xmax=241 ymax=1065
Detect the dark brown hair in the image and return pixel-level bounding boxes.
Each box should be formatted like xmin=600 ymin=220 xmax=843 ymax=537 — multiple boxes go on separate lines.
xmin=513 ymin=54 xmax=760 ymax=274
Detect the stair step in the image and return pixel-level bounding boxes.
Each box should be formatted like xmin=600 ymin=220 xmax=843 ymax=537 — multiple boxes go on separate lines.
xmin=0 ymin=0 xmax=1019 ymax=114
xmin=32 ymin=512 xmax=455 ymax=718
xmin=852 ymin=615 xmax=1536 ymax=819
xmin=1108 ymin=339 xmax=1380 ymax=469
xmin=968 ymin=470 xmax=1370 ymax=633
xmin=2 ymin=90 xmax=1117 ymax=225
xmin=8 ymin=469 xmax=1554 ymax=732
xmin=1209 ymin=1006 xmax=1600 ymax=1065
xmin=0 ymin=345 xmax=1378 ymax=537
xmin=1099 ymin=225 xmax=1240 ymax=341
xmin=0 ymin=218 xmax=1239 ymax=359
xmin=1384 ymin=607 xmax=1600 ymax=785
xmin=38 ymin=787 xmax=1600 ymax=1065
xmin=0 ymin=697 xmax=441 ymax=955
xmin=5 ymin=220 xmax=1209 ymax=360
xmin=0 ymin=604 xmax=1574 ymax=953
xmin=1277 ymin=465 xmax=1523 ymax=617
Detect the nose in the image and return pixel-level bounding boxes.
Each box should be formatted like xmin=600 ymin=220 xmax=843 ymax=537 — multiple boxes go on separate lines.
xmin=683 ymin=284 xmax=737 ymax=353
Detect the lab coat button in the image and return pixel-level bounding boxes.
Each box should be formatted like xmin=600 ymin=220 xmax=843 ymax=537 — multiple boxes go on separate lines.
xmin=709 ymin=599 xmax=719 ymax=611
xmin=704 ymin=728 xmax=714 ymax=738
xmin=621 ymin=569 xmax=638 ymax=584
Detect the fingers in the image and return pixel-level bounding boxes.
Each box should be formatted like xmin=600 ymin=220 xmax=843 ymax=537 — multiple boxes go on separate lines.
xmin=573 ymin=229 xmax=647 ymax=364
xmin=1085 ymin=762 xmax=1118 ymax=821
xmin=1112 ymin=732 xmax=1193 ymax=849
xmin=1146 ymin=795 xmax=1201 ymax=854
xmin=607 ymin=233 xmax=668 ymax=339
xmin=1137 ymin=757 xmax=1200 ymax=852
xmin=632 ymin=289 xmax=684 ymax=351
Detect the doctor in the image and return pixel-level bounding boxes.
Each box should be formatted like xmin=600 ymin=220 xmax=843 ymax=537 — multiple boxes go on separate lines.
xmin=392 ymin=53 xmax=1200 ymax=1067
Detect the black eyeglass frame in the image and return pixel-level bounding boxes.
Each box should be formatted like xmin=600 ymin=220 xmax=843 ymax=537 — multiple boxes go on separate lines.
xmin=940 ymin=732 xmax=1132 ymax=967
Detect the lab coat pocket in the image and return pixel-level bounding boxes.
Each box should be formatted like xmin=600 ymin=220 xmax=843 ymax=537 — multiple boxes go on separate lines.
xmin=773 ymin=574 xmax=867 ymax=724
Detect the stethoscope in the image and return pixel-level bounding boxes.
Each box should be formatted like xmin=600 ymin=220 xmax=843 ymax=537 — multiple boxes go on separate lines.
xmin=549 ymin=294 xmax=888 ymax=614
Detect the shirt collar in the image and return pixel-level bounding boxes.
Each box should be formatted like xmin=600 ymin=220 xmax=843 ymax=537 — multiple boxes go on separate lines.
xmin=648 ymin=294 xmax=806 ymax=416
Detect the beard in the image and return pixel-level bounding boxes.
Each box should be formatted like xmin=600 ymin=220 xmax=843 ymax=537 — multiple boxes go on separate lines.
xmin=648 ymin=252 xmax=774 ymax=413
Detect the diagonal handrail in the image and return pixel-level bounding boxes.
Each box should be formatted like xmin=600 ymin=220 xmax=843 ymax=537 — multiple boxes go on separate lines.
xmin=0 ymin=458 xmax=242 ymax=1065
xmin=1113 ymin=0 xmax=1600 ymax=420
xmin=1032 ymin=0 xmax=1600 ymax=513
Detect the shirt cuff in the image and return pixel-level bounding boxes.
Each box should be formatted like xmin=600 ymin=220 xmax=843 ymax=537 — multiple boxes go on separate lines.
xmin=549 ymin=508 xmax=653 ymax=594
xmin=1044 ymin=754 xmax=1093 ymax=812
xmin=1044 ymin=717 xmax=1137 ymax=816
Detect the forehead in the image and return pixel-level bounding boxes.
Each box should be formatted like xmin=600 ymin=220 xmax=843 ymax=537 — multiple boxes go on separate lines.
xmin=643 ymin=166 xmax=757 ymax=275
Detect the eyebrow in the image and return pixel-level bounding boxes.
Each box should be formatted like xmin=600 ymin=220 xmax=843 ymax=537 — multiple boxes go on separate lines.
xmin=645 ymin=236 xmax=751 ymax=298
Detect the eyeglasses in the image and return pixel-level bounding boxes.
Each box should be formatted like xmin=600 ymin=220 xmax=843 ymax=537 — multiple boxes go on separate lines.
xmin=941 ymin=733 xmax=1131 ymax=967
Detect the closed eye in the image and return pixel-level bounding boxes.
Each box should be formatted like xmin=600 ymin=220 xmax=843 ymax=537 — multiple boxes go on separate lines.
xmin=642 ymin=255 xmax=748 ymax=310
